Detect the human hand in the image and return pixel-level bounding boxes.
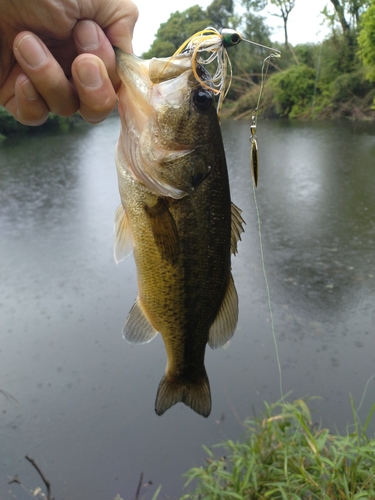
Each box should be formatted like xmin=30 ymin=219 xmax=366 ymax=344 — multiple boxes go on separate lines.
xmin=0 ymin=0 xmax=138 ymax=125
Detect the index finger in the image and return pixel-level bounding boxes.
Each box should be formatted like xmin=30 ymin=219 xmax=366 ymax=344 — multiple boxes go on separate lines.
xmin=73 ymin=20 xmax=120 ymax=92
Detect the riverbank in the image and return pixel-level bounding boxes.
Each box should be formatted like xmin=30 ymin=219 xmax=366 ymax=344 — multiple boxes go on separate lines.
xmin=1 ymin=92 xmax=375 ymax=141
xmin=180 ymin=397 xmax=375 ymax=500
xmin=222 ymin=62 xmax=375 ymax=122
xmin=0 ymin=108 xmax=84 ymax=138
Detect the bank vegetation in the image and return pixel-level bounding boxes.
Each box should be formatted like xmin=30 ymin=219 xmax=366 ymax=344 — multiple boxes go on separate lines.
xmin=144 ymin=0 xmax=375 ymax=121
xmin=180 ymin=397 xmax=375 ymax=499
xmin=1 ymin=0 xmax=375 ymax=137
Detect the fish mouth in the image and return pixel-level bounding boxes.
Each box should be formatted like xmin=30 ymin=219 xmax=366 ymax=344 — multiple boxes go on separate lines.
xmin=115 ymin=50 xmax=193 ymax=117
xmin=115 ymin=49 xmax=193 ymax=87
xmin=115 ymin=50 xmax=153 ymax=131
xmin=115 ymin=49 xmax=197 ymax=135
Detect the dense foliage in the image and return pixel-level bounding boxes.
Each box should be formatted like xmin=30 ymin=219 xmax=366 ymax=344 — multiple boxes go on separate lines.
xmin=358 ymin=1 xmax=375 ymax=81
xmin=0 ymin=108 xmax=81 ymax=138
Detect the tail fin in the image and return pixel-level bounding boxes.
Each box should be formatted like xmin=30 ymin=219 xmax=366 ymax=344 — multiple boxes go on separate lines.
xmin=155 ymin=372 xmax=211 ymax=418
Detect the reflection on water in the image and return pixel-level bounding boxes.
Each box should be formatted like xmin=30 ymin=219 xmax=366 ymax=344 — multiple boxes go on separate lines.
xmin=1 ymin=117 xmax=374 ymax=499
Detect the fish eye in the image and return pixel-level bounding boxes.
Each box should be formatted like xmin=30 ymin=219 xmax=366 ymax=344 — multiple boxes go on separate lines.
xmin=193 ymin=89 xmax=213 ymax=111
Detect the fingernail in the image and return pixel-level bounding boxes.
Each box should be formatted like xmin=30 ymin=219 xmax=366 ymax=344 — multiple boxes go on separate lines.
xmin=17 ymin=35 xmax=47 ymax=69
xmin=20 ymin=79 xmax=38 ymax=100
xmin=75 ymin=20 xmax=100 ymax=50
xmin=76 ymin=59 xmax=103 ymax=88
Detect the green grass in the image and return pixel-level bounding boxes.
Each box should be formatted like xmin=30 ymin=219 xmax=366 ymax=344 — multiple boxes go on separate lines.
xmin=180 ymin=397 xmax=375 ymax=500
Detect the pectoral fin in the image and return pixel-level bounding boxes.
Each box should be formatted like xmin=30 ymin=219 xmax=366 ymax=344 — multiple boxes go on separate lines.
xmin=144 ymin=198 xmax=179 ymax=264
xmin=231 ymin=202 xmax=245 ymax=255
xmin=114 ymin=204 xmax=133 ymax=264
xmin=208 ymin=273 xmax=238 ymax=349
xmin=123 ymin=298 xmax=158 ymax=344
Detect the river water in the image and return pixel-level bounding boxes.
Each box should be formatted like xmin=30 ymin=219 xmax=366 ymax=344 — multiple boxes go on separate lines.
xmin=1 ymin=117 xmax=374 ymax=499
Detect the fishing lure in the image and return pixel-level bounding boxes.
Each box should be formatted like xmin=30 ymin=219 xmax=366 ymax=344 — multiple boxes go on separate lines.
xmin=172 ymin=27 xmax=234 ymax=116
xmin=250 ymin=115 xmax=258 ymax=187
xmin=169 ymin=27 xmax=280 ymax=185
xmin=248 ymin=50 xmax=280 ymax=187
xmin=172 ymin=27 xmax=280 ymax=118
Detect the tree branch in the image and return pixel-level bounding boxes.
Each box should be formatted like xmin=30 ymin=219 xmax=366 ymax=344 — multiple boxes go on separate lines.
xmin=25 ymin=455 xmax=53 ymax=500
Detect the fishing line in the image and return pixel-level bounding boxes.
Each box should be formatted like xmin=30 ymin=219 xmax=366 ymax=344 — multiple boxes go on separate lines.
xmin=254 ymin=51 xmax=280 ymax=127
xmin=252 ymin=181 xmax=284 ymax=402
xmin=356 ymin=373 xmax=375 ymax=413
xmin=249 ymin=47 xmax=284 ymax=401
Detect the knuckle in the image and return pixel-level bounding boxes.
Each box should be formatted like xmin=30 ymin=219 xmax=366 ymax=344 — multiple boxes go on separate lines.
xmin=79 ymin=88 xmax=116 ymax=123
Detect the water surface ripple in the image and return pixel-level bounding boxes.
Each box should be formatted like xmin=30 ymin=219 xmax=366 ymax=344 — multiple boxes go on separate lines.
xmin=1 ymin=118 xmax=374 ymax=499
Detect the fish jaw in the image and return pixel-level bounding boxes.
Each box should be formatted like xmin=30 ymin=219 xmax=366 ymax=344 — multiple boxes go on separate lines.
xmin=115 ymin=51 xmax=153 ymax=134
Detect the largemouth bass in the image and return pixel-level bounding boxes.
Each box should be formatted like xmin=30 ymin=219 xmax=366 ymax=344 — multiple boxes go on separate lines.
xmin=114 ymin=49 xmax=244 ymax=417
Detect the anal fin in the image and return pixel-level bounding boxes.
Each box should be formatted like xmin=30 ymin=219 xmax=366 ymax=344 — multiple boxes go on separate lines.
xmin=208 ymin=273 xmax=238 ymax=349
xmin=123 ymin=298 xmax=158 ymax=344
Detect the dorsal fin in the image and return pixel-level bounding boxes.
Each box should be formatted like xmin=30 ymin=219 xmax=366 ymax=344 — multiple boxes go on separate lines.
xmin=231 ymin=202 xmax=245 ymax=255
xmin=114 ymin=204 xmax=133 ymax=264
xmin=123 ymin=298 xmax=158 ymax=344
xmin=208 ymin=273 xmax=238 ymax=349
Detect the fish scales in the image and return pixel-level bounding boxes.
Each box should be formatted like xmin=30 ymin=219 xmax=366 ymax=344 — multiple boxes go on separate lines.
xmin=114 ymin=50 xmax=244 ymax=417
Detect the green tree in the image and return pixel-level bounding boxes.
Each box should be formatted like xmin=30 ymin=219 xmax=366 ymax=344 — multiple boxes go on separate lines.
xmin=330 ymin=0 xmax=371 ymax=31
xmin=227 ymin=0 xmax=274 ymax=98
xmin=329 ymin=0 xmax=351 ymax=35
xmin=243 ymin=11 xmax=272 ymax=48
xmin=323 ymin=0 xmax=371 ymax=38
xmin=207 ymin=0 xmax=234 ymax=29
xmin=358 ymin=1 xmax=375 ymax=80
xmin=239 ymin=0 xmax=272 ymax=47
xmin=142 ymin=6 xmax=210 ymax=58
xmin=241 ymin=0 xmax=268 ymax=11
xmin=320 ymin=0 xmax=371 ymax=67
xmin=270 ymin=64 xmax=316 ymax=117
xmin=142 ymin=0 xmax=235 ymax=58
